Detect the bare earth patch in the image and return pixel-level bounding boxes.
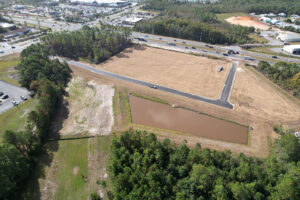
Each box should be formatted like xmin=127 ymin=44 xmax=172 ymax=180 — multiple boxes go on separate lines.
xmin=60 ymin=77 xmax=114 ymax=136
xmin=226 ymin=16 xmax=270 ymax=30
xmin=93 ymin=46 xmax=231 ymax=99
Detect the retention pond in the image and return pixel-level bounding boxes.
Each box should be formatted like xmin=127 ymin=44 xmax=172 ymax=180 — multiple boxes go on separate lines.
xmin=129 ymin=96 xmax=248 ymax=144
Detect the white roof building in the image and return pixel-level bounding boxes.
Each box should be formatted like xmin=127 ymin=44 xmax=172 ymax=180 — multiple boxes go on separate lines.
xmin=277 ymin=32 xmax=300 ymax=42
xmin=278 ymin=13 xmax=286 ymax=18
xmin=0 ymin=23 xmax=15 ymax=29
xmin=283 ymin=45 xmax=300 ymax=55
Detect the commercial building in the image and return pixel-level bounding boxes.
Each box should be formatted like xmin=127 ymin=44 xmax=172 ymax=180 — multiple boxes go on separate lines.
xmin=122 ymin=17 xmax=142 ymax=25
xmin=283 ymin=45 xmax=300 ymax=55
xmin=277 ymin=32 xmax=300 ymax=42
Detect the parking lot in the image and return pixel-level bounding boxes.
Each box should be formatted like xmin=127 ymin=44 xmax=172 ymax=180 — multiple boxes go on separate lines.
xmin=0 ymin=80 xmax=30 ymax=114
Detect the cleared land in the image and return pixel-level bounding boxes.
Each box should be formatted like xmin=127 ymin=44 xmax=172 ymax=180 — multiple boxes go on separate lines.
xmin=70 ymin=47 xmax=300 ymax=158
xmin=22 ymin=76 xmax=114 ymax=200
xmin=226 ymin=16 xmax=270 ymax=30
xmin=57 ymin=77 xmax=114 ymax=136
xmin=93 ymin=46 xmax=231 ymax=99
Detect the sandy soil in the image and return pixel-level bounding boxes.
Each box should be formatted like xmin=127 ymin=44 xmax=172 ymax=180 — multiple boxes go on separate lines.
xmin=60 ymin=77 xmax=114 ymax=136
xmin=93 ymin=46 xmax=231 ymax=99
xmin=70 ymin=51 xmax=300 ymax=158
xmin=226 ymin=16 xmax=270 ymax=30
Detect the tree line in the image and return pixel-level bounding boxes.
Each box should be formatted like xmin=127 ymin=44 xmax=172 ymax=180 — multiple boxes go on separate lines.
xmin=144 ymin=0 xmax=300 ymax=16
xmin=108 ymin=130 xmax=300 ymax=200
xmin=0 ymin=44 xmax=71 ymax=199
xmin=257 ymin=61 xmax=300 ymax=97
xmin=134 ymin=18 xmax=255 ymax=44
xmin=41 ymin=25 xmax=131 ymax=64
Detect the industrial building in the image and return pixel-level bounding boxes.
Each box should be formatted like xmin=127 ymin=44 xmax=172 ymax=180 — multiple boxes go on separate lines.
xmin=276 ymin=32 xmax=300 ymax=43
xmin=283 ymin=45 xmax=300 ymax=55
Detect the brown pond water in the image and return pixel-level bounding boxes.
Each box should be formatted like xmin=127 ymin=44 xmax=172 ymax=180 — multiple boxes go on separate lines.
xmin=129 ymin=96 xmax=248 ymax=144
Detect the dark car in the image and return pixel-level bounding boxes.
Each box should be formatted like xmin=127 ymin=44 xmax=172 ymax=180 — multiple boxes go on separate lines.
xmin=0 ymin=92 xmax=3 ymax=96
xmin=272 ymin=55 xmax=278 ymax=59
xmin=0 ymin=51 xmax=4 ymax=53
xmin=192 ymin=46 xmax=196 ymax=49
xmin=11 ymin=46 xmax=16 ymax=49
xmin=149 ymin=85 xmax=157 ymax=89
xmin=223 ymin=53 xmax=228 ymax=56
xmin=185 ymin=46 xmax=189 ymax=49
xmin=182 ymin=41 xmax=186 ymax=44
xmin=1 ymin=94 xmax=9 ymax=99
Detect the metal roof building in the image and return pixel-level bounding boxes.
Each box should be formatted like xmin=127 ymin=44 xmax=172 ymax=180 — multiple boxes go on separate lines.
xmin=283 ymin=45 xmax=300 ymax=55
xmin=277 ymin=32 xmax=300 ymax=42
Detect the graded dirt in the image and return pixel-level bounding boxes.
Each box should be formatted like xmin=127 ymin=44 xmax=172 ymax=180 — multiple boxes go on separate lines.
xmin=226 ymin=16 xmax=270 ymax=30
xmin=70 ymin=47 xmax=300 ymax=158
xmin=93 ymin=46 xmax=231 ymax=99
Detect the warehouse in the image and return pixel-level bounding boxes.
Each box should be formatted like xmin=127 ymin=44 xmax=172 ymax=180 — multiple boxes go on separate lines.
xmin=283 ymin=45 xmax=300 ymax=55
xmin=276 ymin=32 xmax=300 ymax=42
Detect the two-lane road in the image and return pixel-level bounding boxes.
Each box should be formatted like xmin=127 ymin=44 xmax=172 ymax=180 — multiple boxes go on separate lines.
xmin=61 ymin=59 xmax=237 ymax=109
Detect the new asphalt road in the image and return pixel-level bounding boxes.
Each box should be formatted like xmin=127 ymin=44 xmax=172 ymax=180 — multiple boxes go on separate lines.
xmin=61 ymin=59 xmax=237 ymax=109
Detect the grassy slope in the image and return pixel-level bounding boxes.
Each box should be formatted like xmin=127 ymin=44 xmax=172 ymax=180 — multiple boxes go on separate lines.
xmin=0 ymin=98 xmax=38 ymax=139
xmin=22 ymin=136 xmax=111 ymax=200
xmin=0 ymin=53 xmax=20 ymax=86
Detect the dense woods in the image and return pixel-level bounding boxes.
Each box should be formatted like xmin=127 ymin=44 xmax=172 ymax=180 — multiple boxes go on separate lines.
xmin=137 ymin=0 xmax=300 ymax=44
xmin=144 ymin=0 xmax=300 ymax=16
xmin=109 ymin=130 xmax=300 ymax=200
xmin=134 ymin=18 xmax=254 ymax=44
xmin=0 ymin=44 xmax=71 ymax=199
xmin=257 ymin=61 xmax=300 ymax=97
xmin=42 ymin=25 xmax=131 ymax=64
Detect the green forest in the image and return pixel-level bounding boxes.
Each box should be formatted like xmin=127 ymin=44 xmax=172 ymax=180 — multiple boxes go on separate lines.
xmin=109 ymin=130 xmax=300 ymax=200
xmin=134 ymin=18 xmax=254 ymax=44
xmin=144 ymin=0 xmax=300 ymax=15
xmin=0 ymin=44 xmax=71 ymax=199
xmin=257 ymin=61 xmax=300 ymax=97
xmin=41 ymin=25 xmax=131 ymax=64
xmin=136 ymin=0 xmax=300 ymax=44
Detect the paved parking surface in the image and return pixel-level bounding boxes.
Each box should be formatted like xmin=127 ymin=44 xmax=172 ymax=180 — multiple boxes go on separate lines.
xmin=0 ymin=81 xmax=30 ymax=114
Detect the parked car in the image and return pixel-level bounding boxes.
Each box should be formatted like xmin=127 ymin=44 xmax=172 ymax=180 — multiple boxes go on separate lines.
xmin=0 ymin=51 xmax=4 ymax=53
xmin=20 ymin=95 xmax=27 ymax=100
xmin=294 ymin=132 xmax=300 ymax=138
xmin=11 ymin=46 xmax=16 ymax=49
xmin=223 ymin=53 xmax=228 ymax=56
xmin=1 ymin=94 xmax=9 ymax=99
xmin=182 ymin=41 xmax=186 ymax=44
xmin=217 ymin=66 xmax=223 ymax=72
xmin=272 ymin=55 xmax=278 ymax=59
xmin=12 ymin=100 xmax=18 ymax=106
xmin=191 ymin=46 xmax=196 ymax=49
xmin=185 ymin=46 xmax=189 ymax=49
xmin=0 ymin=92 xmax=3 ymax=96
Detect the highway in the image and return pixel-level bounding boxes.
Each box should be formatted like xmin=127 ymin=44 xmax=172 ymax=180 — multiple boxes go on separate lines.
xmin=131 ymin=32 xmax=300 ymax=64
xmin=60 ymin=58 xmax=237 ymax=109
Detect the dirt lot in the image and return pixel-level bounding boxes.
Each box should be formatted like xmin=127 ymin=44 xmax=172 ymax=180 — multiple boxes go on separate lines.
xmin=58 ymin=77 xmax=114 ymax=136
xmin=92 ymin=46 xmax=231 ymax=99
xmin=226 ymin=16 xmax=270 ymax=30
xmin=70 ymin=48 xmax=300 ymax=158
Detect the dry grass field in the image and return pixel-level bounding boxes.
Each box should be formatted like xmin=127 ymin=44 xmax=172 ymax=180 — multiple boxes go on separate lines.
xmin=93 ymin=46 xmax=231 ymax=99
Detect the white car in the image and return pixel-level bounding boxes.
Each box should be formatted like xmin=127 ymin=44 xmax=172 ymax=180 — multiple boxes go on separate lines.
xmin=294 ymin=132 xmax=300 ymax=138
xmin=12 ymin=100 xmax=18 ymax=106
